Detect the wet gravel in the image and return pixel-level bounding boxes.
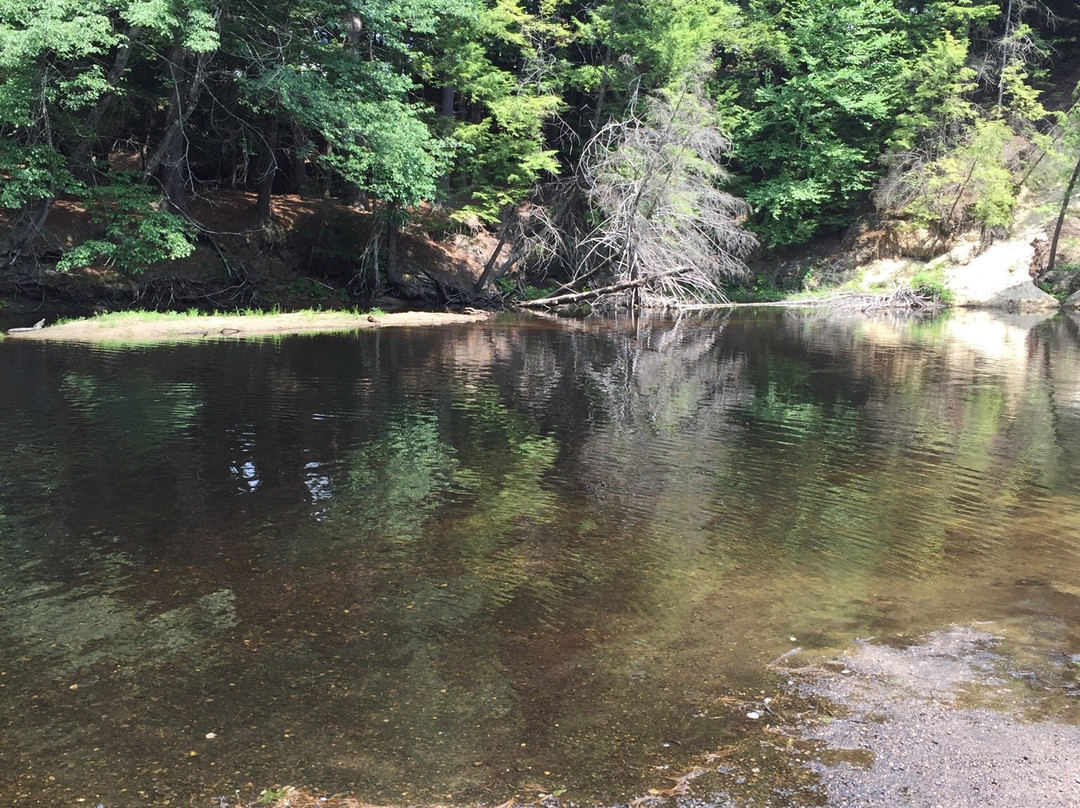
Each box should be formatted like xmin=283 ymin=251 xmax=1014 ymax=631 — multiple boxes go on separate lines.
xmin=789 ymin=626 xmax=1080 ymax=808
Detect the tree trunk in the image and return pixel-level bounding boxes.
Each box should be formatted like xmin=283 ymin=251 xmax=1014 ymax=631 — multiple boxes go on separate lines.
xmin=69 ymin=25 xmax=141 ymax=181
xmin=143 ymin=47 xmax=209 ymax=213
xmin=290 ymin=124 xmax=308 ymax=193
xmin=342 ymin=13 xmax=371 ymax=207
xmin=162 ymin=139 xmax=189 ymax=214
xmin=517 ymin=268 xmax=681 ymax=308
xmin=945 ymin=157 xmax=980 ymax=230
xmin=996 ymin=0 xmax=1014 ymax=113
xmin=143 ymin=47 xmax=187 ymax=180
xmin=591 ymin=0 xmax=620 ymax=132
xmin=1048 ymin=149 xmax=1080 ymax=273
xmin=255 ymin=118 xmax=280 ymax=226
xmin=386 ymin=217 xmax=400 ymax=287
xmin=474 ymin=208 xmax=517 ymax=293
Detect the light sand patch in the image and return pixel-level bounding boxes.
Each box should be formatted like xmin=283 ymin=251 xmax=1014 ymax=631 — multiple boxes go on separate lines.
xmin=3 ymin=310 xmax=489 ymax=343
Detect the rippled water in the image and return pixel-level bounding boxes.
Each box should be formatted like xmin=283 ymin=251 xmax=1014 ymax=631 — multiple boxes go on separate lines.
xmin=3 ymin=309 xmax=1080 ymax=806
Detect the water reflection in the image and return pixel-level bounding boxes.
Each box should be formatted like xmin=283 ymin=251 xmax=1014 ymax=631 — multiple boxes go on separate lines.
xmin=2 ymin=310 xmax=1080 ymax=806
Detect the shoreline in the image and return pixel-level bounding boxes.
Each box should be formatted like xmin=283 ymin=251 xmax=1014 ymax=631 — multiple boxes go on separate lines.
xmin=1 ymin=310 xmax=491 ymax=343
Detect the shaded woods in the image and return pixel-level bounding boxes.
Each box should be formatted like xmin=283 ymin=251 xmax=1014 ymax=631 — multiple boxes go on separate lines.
xmin=1 ymin=0 xmax=1079 ymax=308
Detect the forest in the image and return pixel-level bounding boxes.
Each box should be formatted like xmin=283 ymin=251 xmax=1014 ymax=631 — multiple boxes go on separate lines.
xmin=1 ymin=0 xmax=1079 ymax=309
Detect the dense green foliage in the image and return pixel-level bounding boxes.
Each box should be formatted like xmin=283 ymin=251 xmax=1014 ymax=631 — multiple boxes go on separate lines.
xmin=0 ymin=0 xmax=1077 ymax=296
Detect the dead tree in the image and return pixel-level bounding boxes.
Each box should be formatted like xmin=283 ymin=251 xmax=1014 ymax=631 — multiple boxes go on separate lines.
xmin=521 ymin=77 xmax=755 ymax=308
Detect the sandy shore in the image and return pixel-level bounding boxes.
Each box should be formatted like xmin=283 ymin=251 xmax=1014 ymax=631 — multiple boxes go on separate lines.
xmin=2 ymin=310 xmax=489 ymax=343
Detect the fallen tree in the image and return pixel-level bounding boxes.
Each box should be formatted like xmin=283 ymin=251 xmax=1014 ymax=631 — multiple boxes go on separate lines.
xmin=516 ymin=270 xmax=682 ymax=309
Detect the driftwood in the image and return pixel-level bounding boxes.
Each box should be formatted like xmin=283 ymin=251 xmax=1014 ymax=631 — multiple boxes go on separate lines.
xmin=516 ymin=282 xmax=941 ymax=312
xmin=6 ymin=318 xmax=45 ymax=333
xmin=176 ymin=328 xmax=242 ymax=337
xmin=719 ymin=288 xmax=940 ymax=311
xmin=813 ymin=287 xmax=941 ymax=311
xmin=516 ymin=275 xmax=942 ymax=312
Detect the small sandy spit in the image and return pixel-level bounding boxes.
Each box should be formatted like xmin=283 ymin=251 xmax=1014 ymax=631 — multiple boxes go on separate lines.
xmin=3 ymin=310 xmax=489 ymax=343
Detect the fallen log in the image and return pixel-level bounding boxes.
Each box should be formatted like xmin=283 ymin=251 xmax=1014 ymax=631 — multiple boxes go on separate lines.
xmin=516 ymin=269 xmax=682 ymax=309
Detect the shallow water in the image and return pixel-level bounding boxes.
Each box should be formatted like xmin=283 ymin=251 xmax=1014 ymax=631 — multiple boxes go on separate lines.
xmin=2 ymin=309 xmax=1080 ymax=806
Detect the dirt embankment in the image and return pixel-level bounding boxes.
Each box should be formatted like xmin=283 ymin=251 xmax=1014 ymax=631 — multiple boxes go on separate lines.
xmin=0 ymin=191 xmax=498 ymax=314
xmin=747 ymin=206 xmax=1080 ymax=310
xmin=5 ymin=185 xmax=1080 ymax=319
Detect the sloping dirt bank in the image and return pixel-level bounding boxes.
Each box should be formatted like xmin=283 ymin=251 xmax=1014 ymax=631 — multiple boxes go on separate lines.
xmin=784 ymin=626 xmax=1080 ymax=808
xmin=2 ymin=310 xmax=489 ymax=343
xmin=0 ymin=191 xmax=497 ymax=314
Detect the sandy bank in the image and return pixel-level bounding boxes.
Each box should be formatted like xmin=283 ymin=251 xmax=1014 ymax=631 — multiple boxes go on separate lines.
xmin=2 ymin=310 xmax=490 ymax=343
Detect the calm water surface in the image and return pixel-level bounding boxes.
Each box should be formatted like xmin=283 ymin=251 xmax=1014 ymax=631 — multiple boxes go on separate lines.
xmin=3 ymin=310 xmax=1080 ymax=806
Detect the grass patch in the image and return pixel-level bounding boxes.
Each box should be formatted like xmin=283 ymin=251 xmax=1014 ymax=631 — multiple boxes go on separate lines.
xmin=725 ymin=278 xmax=863 ymax=304
xmin=909 ymin=267 xmax=953 ymax=305
xmin=1035 ymin=260 xmax=1080 ymax=303
xmin=726 ymin=259 xmax=859 ymax=303
xmin=1037 ymin=283 xmax=1072 ymax=304
xmin=725 ymin=283 xmax=786 ymax=304
xmin=495 ymin=276 xmax=559 ymax=300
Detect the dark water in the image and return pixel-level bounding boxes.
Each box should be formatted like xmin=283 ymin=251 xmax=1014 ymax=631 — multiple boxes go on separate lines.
xmin=3 ymin=310 xmax=1080 ymax=807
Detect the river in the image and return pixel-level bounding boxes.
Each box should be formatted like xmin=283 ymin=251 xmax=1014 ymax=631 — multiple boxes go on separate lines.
xmin=2 ymin=309 xmax=1080 ymax=806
